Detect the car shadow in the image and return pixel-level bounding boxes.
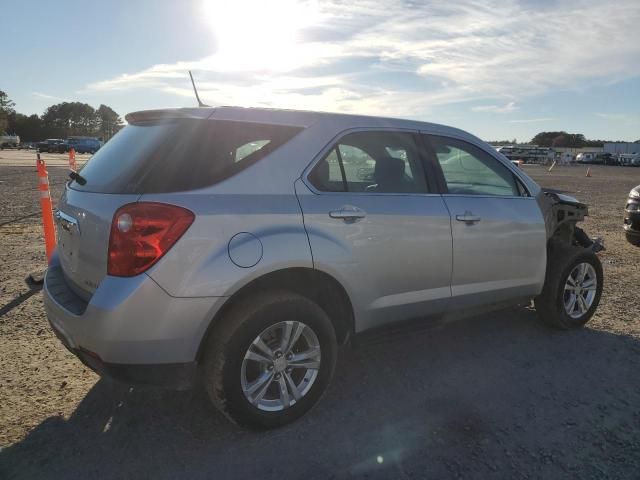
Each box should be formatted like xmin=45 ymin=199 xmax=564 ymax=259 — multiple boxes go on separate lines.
xmin=2 ymin=307 xmax=640 ymax=479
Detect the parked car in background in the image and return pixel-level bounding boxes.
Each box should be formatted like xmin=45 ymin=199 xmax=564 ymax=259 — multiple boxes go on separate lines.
xmin=575 ymin=152 xmax=603 ymax=164
xmin=44 ymin=107 xmax=605 ymax=429
xmin=66 ymin=137 xmax=103 ymax=154
xmin=619 ymin=153 xmax=640 ymax=167
xmin=0 ymin=134 xmax=20 ymax=149
xmin=599 ymin=153 xmax=617 ymax=165
xmin=37 ymin=139 xmax=66 ymax=153
xmin=624 ymin=185 xmax=640 ymax=246
xmin=497 ymin=145 xmax=554 ymax=164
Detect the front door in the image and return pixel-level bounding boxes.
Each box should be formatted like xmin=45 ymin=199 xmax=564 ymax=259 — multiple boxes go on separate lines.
xmin=423 ymin=134 xmax=547 ymax=309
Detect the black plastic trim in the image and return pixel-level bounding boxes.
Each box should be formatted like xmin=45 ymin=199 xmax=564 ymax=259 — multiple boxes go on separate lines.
xmin=45 ymin=265 xmax=88 ymax=315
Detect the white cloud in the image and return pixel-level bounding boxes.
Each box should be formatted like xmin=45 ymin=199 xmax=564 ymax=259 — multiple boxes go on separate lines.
xmin=32 ymin=92 xmax=62 ymax=101
xmin=472 ymin=102 xmax=517 ymax=113
xmin=83 ymin=0 xmax=640 ymax=117
xmin=596 ymin=113 xmax=638 ymax=122
xmin=509 ymin=118 xmax=554 ymax=124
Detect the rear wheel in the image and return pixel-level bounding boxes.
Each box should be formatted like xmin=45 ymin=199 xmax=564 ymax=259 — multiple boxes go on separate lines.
xmin=202 ymin=291 xmax=337 ymax=429
xmin=535 ymin=246 xmax=603 ymax=329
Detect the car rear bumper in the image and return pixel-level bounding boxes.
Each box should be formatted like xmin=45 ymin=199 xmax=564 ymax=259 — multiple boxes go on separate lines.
xmin=49 ymin=321 xmax=198 ymax=389
xmin=43 ymin=252 xmax=225 ymax=388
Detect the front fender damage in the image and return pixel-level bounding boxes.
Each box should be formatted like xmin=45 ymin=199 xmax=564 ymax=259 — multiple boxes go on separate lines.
xmin=536 ymin=189 xmax=605 ymax=253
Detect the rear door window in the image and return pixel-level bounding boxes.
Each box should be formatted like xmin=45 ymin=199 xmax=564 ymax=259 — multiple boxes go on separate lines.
xmin=71 ymin=119 xmax=303 ymax=193
xmin=308 ymin=131 xmax=428 ymax=194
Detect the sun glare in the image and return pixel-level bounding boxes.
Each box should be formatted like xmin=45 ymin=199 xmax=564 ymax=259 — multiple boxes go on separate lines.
xmin=202 ymin=0 xmax=318 ymax=72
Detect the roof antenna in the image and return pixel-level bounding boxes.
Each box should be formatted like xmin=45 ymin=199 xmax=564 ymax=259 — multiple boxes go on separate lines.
xmin=189 ymin=70 xmax=209 ymax=107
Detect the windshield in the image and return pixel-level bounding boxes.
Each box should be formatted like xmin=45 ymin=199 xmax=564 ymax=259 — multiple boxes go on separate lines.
xmin=71 ymin=119 xmax=303 ymax=193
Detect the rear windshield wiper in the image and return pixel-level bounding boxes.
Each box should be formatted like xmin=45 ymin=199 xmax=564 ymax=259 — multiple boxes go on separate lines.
xmin=69 ymin=171 xmax=87 ymax=185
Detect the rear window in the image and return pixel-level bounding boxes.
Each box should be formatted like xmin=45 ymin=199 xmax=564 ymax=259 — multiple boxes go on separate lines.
xmin=71 ymin=119 xmax=303 ymax=193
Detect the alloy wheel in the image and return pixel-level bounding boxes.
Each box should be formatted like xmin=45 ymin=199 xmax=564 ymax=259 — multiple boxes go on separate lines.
xmin=241 ymin=321 xmax=321 ymax=412
xmin=563 ymin=262 xmax=598 ymax=319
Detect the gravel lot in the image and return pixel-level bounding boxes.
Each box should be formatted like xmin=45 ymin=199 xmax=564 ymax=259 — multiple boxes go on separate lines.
xmin=1 ymin=152 xmax=639 ymax=479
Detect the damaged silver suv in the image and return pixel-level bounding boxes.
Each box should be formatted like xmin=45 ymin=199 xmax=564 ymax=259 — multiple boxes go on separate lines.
xmin=44 ymin=107 xmax=604 ymax=429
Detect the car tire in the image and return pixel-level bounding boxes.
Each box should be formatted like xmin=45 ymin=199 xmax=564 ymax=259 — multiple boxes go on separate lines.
xmin=202 ymin=290 xmax=337 ymax=429
xmin=626 ymin=232 xmax=640 ymax=246
xmin=535 ymin=246 xmax=603 ymax=329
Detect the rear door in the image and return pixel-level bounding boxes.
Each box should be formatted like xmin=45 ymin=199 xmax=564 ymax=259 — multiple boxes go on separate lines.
xmin=422 ymin=134 xmax=547 ymax=309
xmin=297 ymin=130 xmax=452 ymax=331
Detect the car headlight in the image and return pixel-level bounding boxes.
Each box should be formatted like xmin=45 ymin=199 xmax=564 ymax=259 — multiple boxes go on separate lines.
xmin=630 ymin=189 xmax=640 ymax=199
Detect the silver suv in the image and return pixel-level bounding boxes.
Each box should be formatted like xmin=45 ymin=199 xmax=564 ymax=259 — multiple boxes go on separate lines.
xmin=44 ymin=107 xmax=604 ymax=429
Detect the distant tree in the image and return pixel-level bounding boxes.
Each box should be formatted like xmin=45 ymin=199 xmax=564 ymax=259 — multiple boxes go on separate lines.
xmin=531 ymin=131 xmax=586 ymax=148
xmin=97 ymin=104 xmax=123 ymax=141
xmin=8 ymin=112 xmax=43 ymax=142
xmin=0 ymin=90 xmax=16 ymax=134
xmin=42 ymin=102 xmax=99 ymax=137
xmin=486 ymin=138 xmax=521 ymax=145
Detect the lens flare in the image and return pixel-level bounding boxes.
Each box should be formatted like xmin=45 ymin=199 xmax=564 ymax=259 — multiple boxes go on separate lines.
xmin=202 ymin=0 xmax=319 ymax=72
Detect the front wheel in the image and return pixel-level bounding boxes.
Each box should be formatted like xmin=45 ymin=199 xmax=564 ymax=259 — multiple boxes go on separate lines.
xmin=626 ymin=232 xmax=640 ymax=247
xmin=535 ymin=246 xmax=603 ymax=329
xmin=202 ymin=291 xmax=337 ymax=429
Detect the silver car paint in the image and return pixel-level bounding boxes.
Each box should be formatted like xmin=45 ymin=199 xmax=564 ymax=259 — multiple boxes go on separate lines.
xmin=142 ymin=192 xmax=313 ymax=298
xmin=442 ymin=195 xmax=547 ymax=307
xmin=44 ymin=106 xmax=549 ymax=366
xmin=55 ymin=188 xmax=140 ymax=300
xmin=296 ymin=180 xmax=453 ymax=331
xmin=44 ymin=253 xmax=222 ymax=363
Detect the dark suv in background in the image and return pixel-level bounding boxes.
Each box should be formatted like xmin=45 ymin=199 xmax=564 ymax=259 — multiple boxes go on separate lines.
xmin=66 ymin=137 xmax=102 ymax=154
xmin=37 ymin=139 xmax=66 ymax=153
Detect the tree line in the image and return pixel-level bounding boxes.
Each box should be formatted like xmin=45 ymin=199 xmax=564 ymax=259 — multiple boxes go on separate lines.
xmin=0 ymin=90 xmax=123 ymax=142
xmin=490 ymin=131 xmax=639 ymax=147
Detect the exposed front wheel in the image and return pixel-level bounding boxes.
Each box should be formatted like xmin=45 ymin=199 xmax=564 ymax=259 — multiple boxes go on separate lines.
xmin=535 ymin=246 xmax=603 ymax=329
xmin=626 ymin=232 xmax=640 ymax=247
xmin=202 ymin=291 xmax=337 ymax=429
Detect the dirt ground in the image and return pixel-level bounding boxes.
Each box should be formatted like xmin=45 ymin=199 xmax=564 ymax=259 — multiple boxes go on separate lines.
xmin=1 ymin=152 xmax=639 ymax=479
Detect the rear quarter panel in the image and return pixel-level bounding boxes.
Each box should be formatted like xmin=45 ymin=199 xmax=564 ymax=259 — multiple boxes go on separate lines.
xmin=142 ymin=192 xmax=313 ymax=298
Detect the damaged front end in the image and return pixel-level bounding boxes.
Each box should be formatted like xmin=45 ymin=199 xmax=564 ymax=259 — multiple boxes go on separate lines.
xmin=537 ymin=189 xmax=605 ymax=253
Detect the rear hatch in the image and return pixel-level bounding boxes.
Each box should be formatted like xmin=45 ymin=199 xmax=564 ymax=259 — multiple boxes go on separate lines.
xmin=56 ymin=110 xmax=303 ymax=299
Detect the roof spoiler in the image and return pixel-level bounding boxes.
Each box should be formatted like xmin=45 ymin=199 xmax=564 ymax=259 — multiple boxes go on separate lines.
xmin=125 ymin=108 xmax=214 ymax=124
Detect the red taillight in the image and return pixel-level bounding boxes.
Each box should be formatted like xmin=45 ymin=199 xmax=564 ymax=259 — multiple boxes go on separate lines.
xmin=108 ymin=202 xmax=194 ymax=277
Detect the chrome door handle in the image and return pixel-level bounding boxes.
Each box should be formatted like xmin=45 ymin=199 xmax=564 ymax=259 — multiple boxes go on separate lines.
xmin=329 ymin=206 xmax=367 ymax=221
xmin=455 ymin=212 xmax=481 ymax=224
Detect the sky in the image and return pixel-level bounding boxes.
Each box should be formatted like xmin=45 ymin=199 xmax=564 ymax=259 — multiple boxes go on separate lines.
xmin=2 ymin=0 xmax=640 ymax=142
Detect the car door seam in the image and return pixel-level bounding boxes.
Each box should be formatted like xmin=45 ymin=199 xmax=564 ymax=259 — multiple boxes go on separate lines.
xmin=293 ymin=179 xmax=316 ymax=269
xmin=439 ymin=194 xmax=455 ymax=298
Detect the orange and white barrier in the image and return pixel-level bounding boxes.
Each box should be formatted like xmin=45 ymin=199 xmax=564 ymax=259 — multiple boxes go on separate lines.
xmin=36 ymin=154 xmax=56 ymax=262
xmin=68 ymin=147 xmax=77 ymax=172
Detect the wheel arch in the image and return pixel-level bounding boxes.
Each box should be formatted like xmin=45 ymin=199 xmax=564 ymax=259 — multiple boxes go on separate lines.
xmin=196 ymin=267 xmax=355 ymax=362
